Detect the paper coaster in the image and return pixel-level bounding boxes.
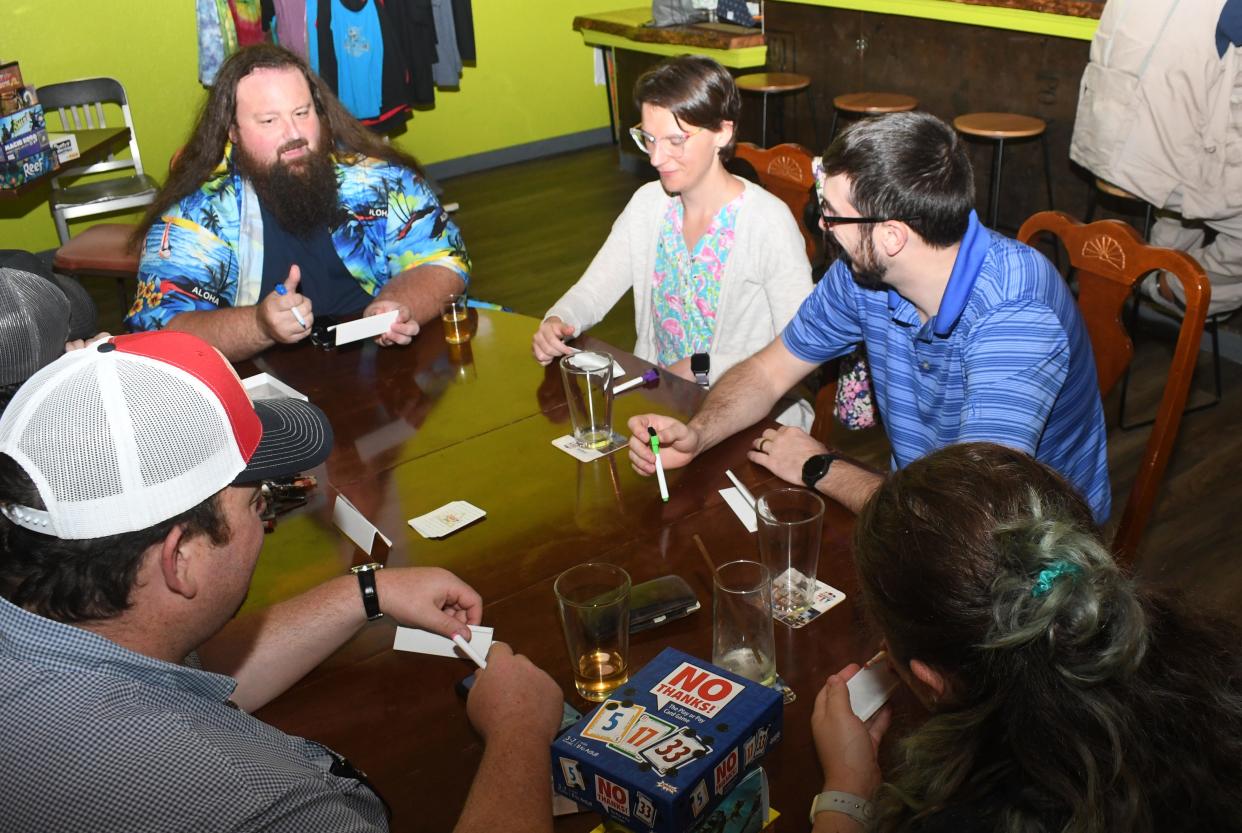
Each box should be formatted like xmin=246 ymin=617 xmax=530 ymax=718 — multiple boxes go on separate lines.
xmin=408 ymin=500 xmax=486 ymax=538
xmin=772 ymin=579 xmax=846 ymax=629
xmin=551 ymin=432 xmax=628 ymax=461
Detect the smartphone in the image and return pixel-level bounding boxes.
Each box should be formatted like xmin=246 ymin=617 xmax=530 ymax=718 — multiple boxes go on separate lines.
xmin=456 ymin=672 xmax=583 ymax=731
xmin=629 ymin=575 xmax=700 ymax=634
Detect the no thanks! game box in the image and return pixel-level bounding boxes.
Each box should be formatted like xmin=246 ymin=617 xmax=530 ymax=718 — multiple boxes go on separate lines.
xmin=552 ymin=648 xmax=782 ymax=833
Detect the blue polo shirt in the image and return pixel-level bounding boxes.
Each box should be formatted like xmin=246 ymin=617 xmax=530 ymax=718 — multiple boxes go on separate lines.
xmin=782 ymin=211 xmax=1110 ymax=523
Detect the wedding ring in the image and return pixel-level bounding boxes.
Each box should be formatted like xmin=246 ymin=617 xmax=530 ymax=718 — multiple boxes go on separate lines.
xmin=758 ymin=438 xmax=771 ymax=453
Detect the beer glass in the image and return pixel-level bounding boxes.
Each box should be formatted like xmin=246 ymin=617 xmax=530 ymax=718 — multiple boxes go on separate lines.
xmin=756 ymin=488 xmax=824 ymax=616
xmin=712 ymin=560 xmax=776 ymax=686
xmin=440 ymin=293 xmax=470 ymax=344
xmin=559 ymin=351 xmax=614 ymax=450
xmin=554 ymin=562 xmax=631 ymax=701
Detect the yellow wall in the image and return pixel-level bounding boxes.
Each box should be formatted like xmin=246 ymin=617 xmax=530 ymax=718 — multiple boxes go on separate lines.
xmin=0 ymin=0 xmax=614 ymax=252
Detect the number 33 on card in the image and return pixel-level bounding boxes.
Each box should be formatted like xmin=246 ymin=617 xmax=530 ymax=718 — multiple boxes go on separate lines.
xmin=582 ymin=700 xmax=645 ymax=744
xmin=640 ymin=727 xmax=712 ymax=775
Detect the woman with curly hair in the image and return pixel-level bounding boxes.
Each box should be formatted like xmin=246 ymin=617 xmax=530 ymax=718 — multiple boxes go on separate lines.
xmin=811 ymin=442 xmax=1242 ymax=833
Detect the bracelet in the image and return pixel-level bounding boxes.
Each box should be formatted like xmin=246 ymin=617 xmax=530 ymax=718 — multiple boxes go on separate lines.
xmin=809 ymin=790 xmax=874 ymax=825
xmin=350 ymin=562 xmax=384 ymax=620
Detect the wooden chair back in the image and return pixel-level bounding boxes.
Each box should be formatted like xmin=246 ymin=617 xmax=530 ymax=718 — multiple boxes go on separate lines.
xmin=1017 ymin=211 xmax=1211 ymax=564
xmin=733 ymin=141 xmax=817 ymax=260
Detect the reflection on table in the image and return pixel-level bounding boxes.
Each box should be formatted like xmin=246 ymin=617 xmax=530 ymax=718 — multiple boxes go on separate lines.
xmin=246 ymin=310 xmax=876 ymax=832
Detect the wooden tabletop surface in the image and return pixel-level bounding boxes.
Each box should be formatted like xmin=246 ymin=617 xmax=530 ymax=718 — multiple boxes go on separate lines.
xmin=245 ymin=310 xmax=878 ymax=832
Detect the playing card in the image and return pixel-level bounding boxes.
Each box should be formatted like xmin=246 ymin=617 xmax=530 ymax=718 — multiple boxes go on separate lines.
xmin=333 ymin=494 xmax=392 ymax=555
xmin=581 ymin=700 xmax=645 ymax=744
xmin=846 ymin=660 xmax=900 ymax=722
xmin=607 ymin=712 xmax=677 ymax=761
xmin=773 ymin=579 xmax=847 ymax=628
xmin=408 ymin=500 xmax=486 ymax=538
xmin=719 ymin=487 xmax=758 ymax=533
xmin=328 ymin=310 xmax=399 ymax=345
xmin=392 ymin=624 xmax=494 ymax=659
xmin=639 ymin=726 xmax=711 ymax=775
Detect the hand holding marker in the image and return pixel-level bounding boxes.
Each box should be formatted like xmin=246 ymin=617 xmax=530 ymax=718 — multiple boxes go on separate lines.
xmin=274 ymin=283 xmax=308 ymax=329
xmin=647 ymin=426 xmax=669 ymax=503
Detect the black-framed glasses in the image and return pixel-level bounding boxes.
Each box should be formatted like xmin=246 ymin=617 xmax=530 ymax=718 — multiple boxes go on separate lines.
xmin=819 ymin=213 xmax=917 ymax=227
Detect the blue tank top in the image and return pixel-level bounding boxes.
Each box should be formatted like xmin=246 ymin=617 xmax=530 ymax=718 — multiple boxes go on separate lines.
xmin=330 ymin=0 xmax=384 ymax=119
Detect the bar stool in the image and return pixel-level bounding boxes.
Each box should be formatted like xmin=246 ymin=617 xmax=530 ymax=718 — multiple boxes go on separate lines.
xmin=829 ymin=92 xmax=918 ymax=141
xmin=1085 ymin=178 xmax=1154 ymax=239
xmin=952 ymin=112 xmax=1053 ymax=229
xmin=735 ymin=72 xmax=819 ymax=150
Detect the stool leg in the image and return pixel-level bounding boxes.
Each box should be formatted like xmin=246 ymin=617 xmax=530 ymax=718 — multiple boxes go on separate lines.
xmin=1041 ymin=133 xmax=1055 ymax=211
xmin=988 ymin=139 xmax=1005 ymax=229
xmin=1141 ymin=204 xmax=1154 ymax=240
xmin=761 ymin=92 xmax=769 ymax=148
xmin=829 ymin=109 xmax=839 ymax=143
xmin=774 ymin=93 xmax=787 ymax=145
xmin=1084 ymin=181 xmax=1098 ymax=223
xmin=805 ymin=88 xmax=822 ymax=151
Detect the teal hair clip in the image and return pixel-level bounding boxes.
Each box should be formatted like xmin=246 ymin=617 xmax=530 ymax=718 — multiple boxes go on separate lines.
xmin=1031 ymin=561 xmax=1082 ymax=598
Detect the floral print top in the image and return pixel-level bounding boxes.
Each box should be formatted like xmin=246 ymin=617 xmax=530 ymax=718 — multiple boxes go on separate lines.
xmin=651 ymin=191 xmax=745 ymax=366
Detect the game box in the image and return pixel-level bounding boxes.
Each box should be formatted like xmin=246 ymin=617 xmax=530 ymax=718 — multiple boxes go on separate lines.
xmin=552 ymin=648 xmax=782 ymax=833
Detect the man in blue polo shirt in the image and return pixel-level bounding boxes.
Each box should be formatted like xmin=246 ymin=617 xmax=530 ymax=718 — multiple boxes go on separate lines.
xmin=629 ymin=112 xmax=1110 ymax=523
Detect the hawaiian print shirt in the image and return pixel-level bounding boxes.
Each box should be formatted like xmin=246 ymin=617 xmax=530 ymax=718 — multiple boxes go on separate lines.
xmin=126 ymin=147 xmax=470 ymax=331
xmin=650 ymin=192 xmax=743 ymax=366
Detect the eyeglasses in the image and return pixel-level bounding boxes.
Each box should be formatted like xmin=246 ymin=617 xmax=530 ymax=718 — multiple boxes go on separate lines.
xmin=628 ymin=124 xmax=704 ymax=157
xmin=819 ymin=213 xmax=916 ymax=227
xmin=256 ymin=475 xmax=318 ymax=533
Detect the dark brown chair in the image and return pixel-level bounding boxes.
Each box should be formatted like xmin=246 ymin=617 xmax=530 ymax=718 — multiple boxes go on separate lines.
xmin=1017 ymin=211 xmax=1211 ymax=565
xmin=733 ymin=141 xmax=817 ymax=260
xmin=52 ymin=222 xmax=142 ymax=316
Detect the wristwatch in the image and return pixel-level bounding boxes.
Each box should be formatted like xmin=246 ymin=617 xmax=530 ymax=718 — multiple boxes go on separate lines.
xmin=351 ymin=562 xmax=385 ymax=620
xmin=691 ymin=352 xmax=710 ymax=387
xmin=802 ymin=453 xmax=838 ymax=490
xmin=809 ymin=791 xmax=873 ymax=825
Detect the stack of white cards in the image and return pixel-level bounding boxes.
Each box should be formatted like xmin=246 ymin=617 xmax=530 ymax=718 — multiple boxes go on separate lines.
xmin=408 ymin=500 xmax=486 ymax=538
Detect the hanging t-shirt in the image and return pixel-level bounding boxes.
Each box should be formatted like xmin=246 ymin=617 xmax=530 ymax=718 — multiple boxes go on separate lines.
xmin=272 ymin=0 xmax=309 ymax=60
xmin=330 ymin=0 xmax=384 ymax=120
xmin=228 ymin=0 xmax=266 ymax=46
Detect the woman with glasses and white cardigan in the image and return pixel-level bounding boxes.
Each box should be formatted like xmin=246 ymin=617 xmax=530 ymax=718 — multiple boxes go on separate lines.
xmin=531 ymin=55 xmax=813 ymax=425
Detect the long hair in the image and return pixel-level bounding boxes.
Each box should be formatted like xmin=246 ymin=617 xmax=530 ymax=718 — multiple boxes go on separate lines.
xmin=854 ymin=443 xmax=1242 ymax=833
xmin=633 ymin=55 xmax=742 ymax=161
xmin=820 ymin=111 xmax=974 ymax=248
xmin=134 ymin=44 xmax=422 ymax=244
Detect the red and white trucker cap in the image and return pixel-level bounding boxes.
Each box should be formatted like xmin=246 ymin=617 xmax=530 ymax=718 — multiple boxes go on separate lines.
xmin=0 ymin=331 xmax=332 ymax=539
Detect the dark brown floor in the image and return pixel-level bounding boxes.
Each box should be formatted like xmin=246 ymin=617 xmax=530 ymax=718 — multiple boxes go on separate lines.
xmin=82 ymin=143 xmax=1241 ymax=623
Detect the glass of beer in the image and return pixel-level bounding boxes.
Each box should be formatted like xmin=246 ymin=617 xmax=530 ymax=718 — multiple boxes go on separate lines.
xmin=559 ymin=351 xmax=614 ymax=450
xmin=756 ymin=488 xmax=825 ymax=616
xmin=712 ymin=560 xmax=777 ymax=686
xmin=440 ymin=293 xmax=470 ymax=344
xmin=554 ymin=562 xmax=631 ymax=701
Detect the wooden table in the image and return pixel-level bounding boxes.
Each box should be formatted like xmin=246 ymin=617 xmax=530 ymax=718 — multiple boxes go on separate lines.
xmin=0 ymin=125 xmax=131 ymax=200
xmin=244 ymin=310 xmax=874 ymax=832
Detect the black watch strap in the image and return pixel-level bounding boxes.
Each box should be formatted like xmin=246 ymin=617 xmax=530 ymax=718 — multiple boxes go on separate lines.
xmin=351 ymin=562 xmax=384 ymax=620
xmin=802 ymin=453 xmax=839 ymax=490
xmin=691 ymin=352 xmax=710 ymax=387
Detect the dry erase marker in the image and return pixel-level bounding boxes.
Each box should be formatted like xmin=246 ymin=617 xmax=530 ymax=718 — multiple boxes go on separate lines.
xmin=452 ymin=633 xmax=488 ymax=669
xmin=274 ymin=283 xmax=308 ymax=329
xmin=725 ymin=469 xmax=756 ymax=509
xmin=612 ymin=368 xmax=659 ymax=395
xmin=647 ymin=426 xmax=669 ymax=503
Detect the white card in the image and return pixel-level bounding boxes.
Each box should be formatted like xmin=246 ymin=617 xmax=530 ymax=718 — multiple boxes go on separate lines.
xmin=582 ymin=701 xmax=645 ymax=744
xmin=552 ymin=434 xmax=604 ymax=462
xmin=846 ymin=660 xmax=900 ymax=722
xmin=719 ymin=487 xmax=758 ymax=533
xmin=328 ymin=310 xmax=399 ymax=345
xmin=392 ymin=624 xmax=494 ymax=658
xmin=332 ymin=494 xmax=392 ymax=555
xmin=565 ymin=346 xmax=625 ymax=378
xmin=241 ymin=372 xmax=308 ymax=401
xmin=408 ymin=500 xmax=486 ymax=538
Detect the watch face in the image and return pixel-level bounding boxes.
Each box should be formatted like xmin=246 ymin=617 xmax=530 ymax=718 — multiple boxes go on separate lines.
xmin=802 ymin=454 xmax=831 ymax=488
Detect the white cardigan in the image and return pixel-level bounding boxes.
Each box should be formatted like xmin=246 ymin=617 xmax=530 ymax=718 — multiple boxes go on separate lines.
xmin=546 ymin=178 xmax=813 ymax=384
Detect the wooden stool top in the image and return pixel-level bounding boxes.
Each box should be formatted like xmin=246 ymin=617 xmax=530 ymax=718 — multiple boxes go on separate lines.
xmin=953 ymin=112 xmax=1046 ymax=139
xmin=1095 ymin=178 xmax=1144 ymax=202
xmin=736 ymin=72 xmax=811 ymax=94
xmin=52 ymin=222 xmax=142 ymax=278
xmin=832 ymin=92 xmax=918 ymax=114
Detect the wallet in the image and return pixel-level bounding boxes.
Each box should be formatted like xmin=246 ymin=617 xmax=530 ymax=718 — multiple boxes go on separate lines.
xmin=630 ymin=575 xmax=700 ymax=633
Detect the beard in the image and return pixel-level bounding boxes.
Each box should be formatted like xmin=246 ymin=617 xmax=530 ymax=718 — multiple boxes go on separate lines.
xmin=235 ymin=137 xmax=342 ymax=237
xmin=831 ymin=230 xmax=889 ymax=291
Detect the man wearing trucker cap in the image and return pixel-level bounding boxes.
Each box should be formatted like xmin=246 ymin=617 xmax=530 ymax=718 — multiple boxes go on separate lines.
xmin=0 ymin=331 xmax=560 ymax=832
